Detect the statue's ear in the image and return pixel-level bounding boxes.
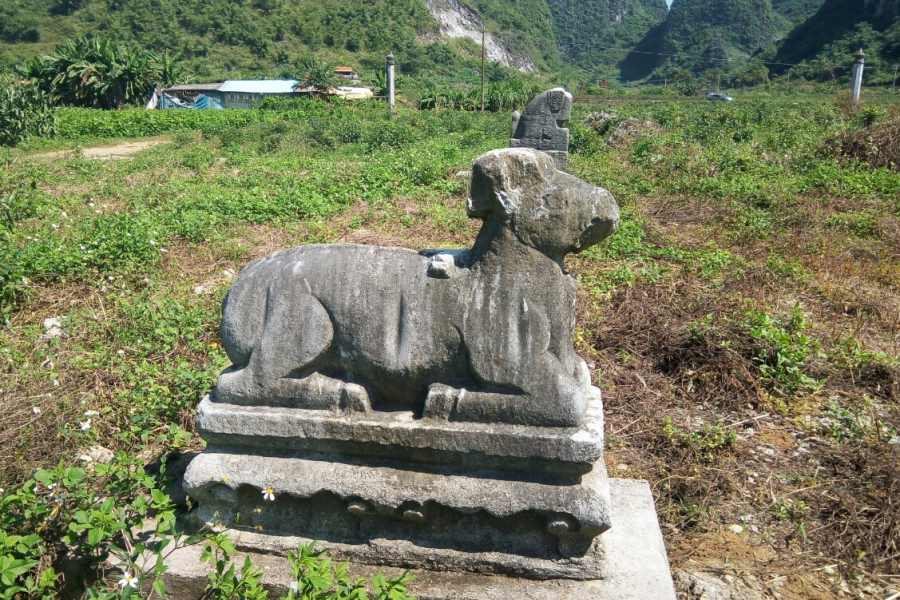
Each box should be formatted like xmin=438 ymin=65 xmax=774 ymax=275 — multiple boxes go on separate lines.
xmin=466 ymin=149 xmax=556 ymax=219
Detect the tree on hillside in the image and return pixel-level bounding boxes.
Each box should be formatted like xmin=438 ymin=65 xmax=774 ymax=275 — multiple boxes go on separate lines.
xmin=674 ymin=69 xmax=701 ymax=95
xmin=701 ymin=67 xmax=728 ymax=90
xmin=158 ymin=48 xmax=188 ymax=87
xmin=298 ymin=57 xmax=339 ymax=91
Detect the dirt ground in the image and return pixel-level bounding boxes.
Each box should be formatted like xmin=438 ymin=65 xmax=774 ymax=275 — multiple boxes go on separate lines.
xmin=34 ymin=138 xmax=165 ymax=160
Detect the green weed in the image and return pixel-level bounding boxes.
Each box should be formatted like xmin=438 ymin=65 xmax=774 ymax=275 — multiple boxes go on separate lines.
xmin=744 ymin=305 xmax=823 ymax=397
xmin=661 ymin=416 xmax=737 ymax=462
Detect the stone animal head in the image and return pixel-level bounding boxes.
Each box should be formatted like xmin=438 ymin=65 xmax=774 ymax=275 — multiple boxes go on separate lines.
xmin=467 ymin=148 xmax=619 ymax=264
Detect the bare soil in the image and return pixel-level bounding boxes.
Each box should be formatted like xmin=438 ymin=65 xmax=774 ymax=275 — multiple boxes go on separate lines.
xmin=34 ymin=138 xmax=166 ymax=161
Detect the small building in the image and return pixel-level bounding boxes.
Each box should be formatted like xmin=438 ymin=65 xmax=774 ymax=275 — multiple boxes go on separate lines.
xmin=219 ymin=80 xmax=298 ymax=108
xmin=159 ymin=79 xmax=298 ymax=109
xmin=334 ymin=66 xmax=358 ymax=80
xmin=160 ymin=83 xmax=225 ymax=108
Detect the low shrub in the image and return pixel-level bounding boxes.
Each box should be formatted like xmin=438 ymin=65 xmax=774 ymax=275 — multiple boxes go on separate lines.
xmin=837 ymin=115 xmax=900 ymax=172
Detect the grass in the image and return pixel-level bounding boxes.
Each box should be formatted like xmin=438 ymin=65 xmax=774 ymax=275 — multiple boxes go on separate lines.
xmin=1 ymin=95 xmax=899 ymax=598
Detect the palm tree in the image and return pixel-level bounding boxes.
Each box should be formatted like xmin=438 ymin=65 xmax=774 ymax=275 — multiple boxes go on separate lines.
xmin=156 ymin=48 xmax=188 ymax=87
xmin=300 ymin=58 xmax=339 ymax=92
xmin=419 ymin=83 xmax=447 ymax=110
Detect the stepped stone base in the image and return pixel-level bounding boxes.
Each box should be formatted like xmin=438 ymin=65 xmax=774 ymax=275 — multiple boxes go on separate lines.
xmin=166 ymin=479 xmax=675 ymax=600
xmin=185 ymin=391 xmax=612 ymax=580
xmin=184 ymin=449 xmax=609 ymax=580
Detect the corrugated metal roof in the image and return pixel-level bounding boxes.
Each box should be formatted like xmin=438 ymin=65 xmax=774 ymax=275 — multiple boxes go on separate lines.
xmin=219 ymin=80 xmax=298 ymax=94
xmin=164 ymin=83 xmax=224 ymax=92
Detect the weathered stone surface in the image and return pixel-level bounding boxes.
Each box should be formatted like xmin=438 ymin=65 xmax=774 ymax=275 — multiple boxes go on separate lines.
xmin=509 ymin=88 xmax=572 ymax=170
xmin=214 ymin=148 xmax=618 ymax=428
xmin=164 ymin=479 xmax=675 ymax=599
xmin=183 ymin=449 xmax=611 ymax=579
xmin=196 ymin=387 xmax=604 ymax=475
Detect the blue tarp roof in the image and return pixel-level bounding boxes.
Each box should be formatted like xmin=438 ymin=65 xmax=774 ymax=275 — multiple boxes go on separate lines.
xmin=219 ymin=80 xmax=298 ymax=94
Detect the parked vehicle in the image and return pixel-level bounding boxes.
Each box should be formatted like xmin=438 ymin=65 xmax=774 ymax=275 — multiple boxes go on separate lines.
xmin=706 ymin=92 xmax=734 ymax=101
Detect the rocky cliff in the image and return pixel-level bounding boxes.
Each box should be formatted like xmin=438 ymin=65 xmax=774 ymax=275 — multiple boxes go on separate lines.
xmin=424 ymin=0 xmax=538 ymax=71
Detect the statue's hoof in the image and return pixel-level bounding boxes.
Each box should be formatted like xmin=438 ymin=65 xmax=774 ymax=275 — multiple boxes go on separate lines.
xmin=340 ymin=383 xmax=371 ymax=413
xmin=423 ymin=384 xmax=456 ymax=420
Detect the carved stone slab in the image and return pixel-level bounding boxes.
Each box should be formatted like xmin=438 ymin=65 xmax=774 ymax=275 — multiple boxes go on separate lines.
xmin=196 ymin=387 xmax=605 ymax=476
xmin=510 ymin=88 xmax=573 ymax=169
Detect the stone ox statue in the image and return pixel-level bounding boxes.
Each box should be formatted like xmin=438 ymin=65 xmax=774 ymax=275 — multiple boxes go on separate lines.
xmin=215 ymin=148 xmax=619 ymax=427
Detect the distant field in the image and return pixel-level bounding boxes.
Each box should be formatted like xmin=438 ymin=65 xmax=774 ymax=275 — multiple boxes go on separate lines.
xmin=1 ymin=97 xmax=898 ymax=598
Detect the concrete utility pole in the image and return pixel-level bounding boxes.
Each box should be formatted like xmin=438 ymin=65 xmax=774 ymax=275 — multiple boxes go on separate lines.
xmin=481 ymin=24 xmax=486 ymax=112
xmin=893 ymin=64 xmax=898 ymax=94
xmin=386 ymin=52 xmax=395 ymax=111
xmin=850 ymin=48 xmax=865 ymax=104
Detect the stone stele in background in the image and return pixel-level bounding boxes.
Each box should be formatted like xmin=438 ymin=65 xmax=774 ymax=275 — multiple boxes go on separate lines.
xmin=182 ymin=148 xmax=676 ymax=599
xmin=510 ymin=87 xmax=572 ymax=170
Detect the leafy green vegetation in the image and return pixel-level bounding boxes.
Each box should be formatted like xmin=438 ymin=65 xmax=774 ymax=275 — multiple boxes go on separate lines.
xmin=776 ymin=9 xmax=900 ymax=85
xmin=0 ymin=78 xmax=55 ymax=146
xmin=545 ymin=0 xmax=667 ymax=79
xmin=23 ymin=35 xmax=182 ymax=109
xmin=1 ymin=0 xmax=896 ymax=87
xmin=620 ymin=0 xmax=898 ymax=89
xmin=622 ymin=0 xmax=779 ymax=80
xmin=771 ymin=0 xmax=826 ymax=28
xmin=0 ymin=0 xmax=577 ymax=83
xmin=0 ymin=0 xmax=664 ymax=85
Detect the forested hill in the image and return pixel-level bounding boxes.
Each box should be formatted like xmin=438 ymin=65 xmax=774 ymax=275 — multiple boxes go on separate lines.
xmin=0 ymin=0 xmax=464 ymax=80
xmin=770 ymin=0 xmax=827 ymax=30
xmin=3 ymin=0 xmax=896 ymax=85
xmin=0 ymin=0 xmax=667 ymax=82
xmin=618 ymin=0 xmax=898 ymax=85
xmin=772 ymin=0 xmax=900 ymax=82
xmin=620 ymin=0 xmax=779 ymax=80
xmin=546 ymin=0 xmax=668 ymax=69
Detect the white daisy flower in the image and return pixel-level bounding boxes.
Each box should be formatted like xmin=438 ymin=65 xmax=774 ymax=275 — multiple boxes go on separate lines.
xmin=262 ymin=486 xmax=275 ymax=501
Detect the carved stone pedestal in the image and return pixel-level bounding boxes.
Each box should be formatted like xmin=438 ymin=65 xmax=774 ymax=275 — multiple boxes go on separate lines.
xmin=169 ymin=478 xmax=674 ymax=599
xmin=184 ymin=389 xmax=613 ymax=581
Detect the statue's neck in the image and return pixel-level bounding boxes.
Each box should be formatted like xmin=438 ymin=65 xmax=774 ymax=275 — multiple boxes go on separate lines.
xmin=469 ymin=221 xmax=564 ymax=272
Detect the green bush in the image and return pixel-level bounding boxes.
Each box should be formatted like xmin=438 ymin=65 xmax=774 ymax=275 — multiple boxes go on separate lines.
xmin=0 ymin=80 xmax=56 ymax=147
xmin=56 ymin=108 xmax=263 ymax=140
